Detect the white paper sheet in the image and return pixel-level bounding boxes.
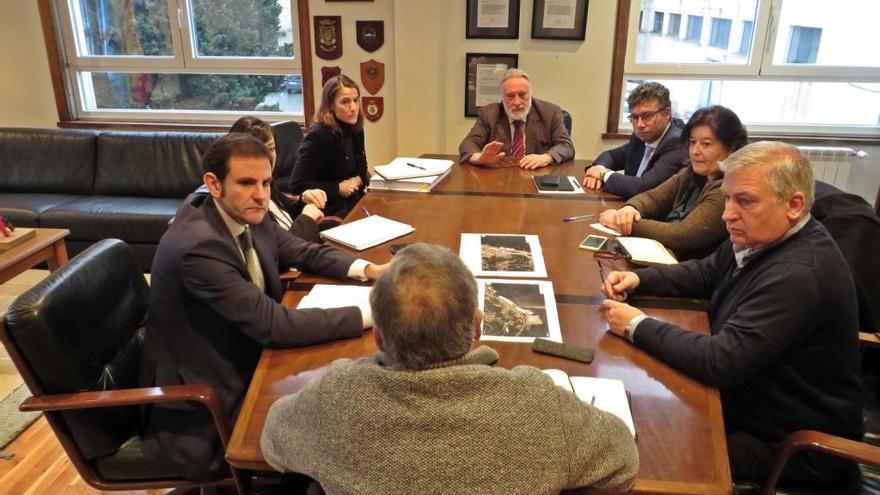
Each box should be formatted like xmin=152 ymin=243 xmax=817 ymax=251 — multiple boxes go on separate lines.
xmin=477 ymin=279 xmax=561 ymax=343
xmin=460 ymin=233 xmax=548 ymax=278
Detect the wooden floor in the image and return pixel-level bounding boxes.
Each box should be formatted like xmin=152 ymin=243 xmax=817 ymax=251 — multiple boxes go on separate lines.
xmin=0 ymin=417 xmax=168 ymax=495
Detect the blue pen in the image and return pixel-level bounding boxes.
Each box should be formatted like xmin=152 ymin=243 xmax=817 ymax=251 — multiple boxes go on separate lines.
xmin=362 ymin=207 xmax=371 ymax=216
xmin=406 ymin=162 xmax=427 ymax=170
xmin=562 ymin=214 xmax=594 ymax=223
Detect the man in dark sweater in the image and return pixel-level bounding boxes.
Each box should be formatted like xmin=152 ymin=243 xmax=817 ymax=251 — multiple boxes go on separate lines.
xmin=600 ymin=141 xmax=863 ymax=487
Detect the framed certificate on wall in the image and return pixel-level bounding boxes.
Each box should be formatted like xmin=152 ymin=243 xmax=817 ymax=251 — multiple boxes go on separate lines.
xmin=532 ymin=0 xmax=588 ymax=40
xmin=465 ymin=53 xmax=519 ymax=117
xmin=466 ymin=0 xmax=520 ymax=39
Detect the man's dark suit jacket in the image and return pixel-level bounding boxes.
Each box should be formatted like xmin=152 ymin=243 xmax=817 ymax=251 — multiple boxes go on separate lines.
xmin=458 ymin=98 xmax=575 ymax=165
xmin=590 ymin=119 xmax=688 ymax=199
xmin=141 ymin=194 xmax=363 ymax=480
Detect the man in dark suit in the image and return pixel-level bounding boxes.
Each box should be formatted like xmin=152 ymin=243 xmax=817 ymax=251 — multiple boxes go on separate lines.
xmin=582 ymin=82 xmax=688 ymax=199
xmin=141 ymin=133 xmax=388 ymax=480
xmin=458 ymin=68 xmax=575 ymax=170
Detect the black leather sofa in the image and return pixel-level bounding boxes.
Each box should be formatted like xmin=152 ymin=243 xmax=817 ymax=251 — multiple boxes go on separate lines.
xmin=0 ymin=127 xmax=219 ymax=270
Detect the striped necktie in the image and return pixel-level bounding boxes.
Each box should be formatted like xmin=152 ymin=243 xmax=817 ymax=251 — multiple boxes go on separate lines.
xmin=511 ymin=120 xmax=524 ymax=158
xmin=238 ymin=227 xmax=265 ymax=292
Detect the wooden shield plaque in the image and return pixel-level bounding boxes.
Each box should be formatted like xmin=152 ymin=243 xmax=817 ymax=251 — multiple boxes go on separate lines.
xmin=362 ymin=96 xmax=383 ymax=122
xmin=321 ymin=66 xmax=341 ymax=87
xmin=314 ymin=16 xmax=342 ymax=60
xmin=360 ymin=59 xmax=384 ymax=95
xmin=356 ymin=20 xmax=384 ymax=52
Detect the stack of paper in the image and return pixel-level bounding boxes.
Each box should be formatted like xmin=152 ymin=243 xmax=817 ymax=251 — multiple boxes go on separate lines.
xmin=373 ymin=157 xmax=454 ymax=180
xmin=369 ymin=167 xmax=453 ymax=193
xmin=320 ymin=215 xmax=414 ymax=251
xmin=297 ymin=284 xmax=372 ymax=310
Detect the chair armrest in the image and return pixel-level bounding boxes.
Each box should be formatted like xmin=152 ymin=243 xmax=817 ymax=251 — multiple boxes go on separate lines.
xmin=761 ymin=430 xmax=880 ymax=494
xmin=19 ymin=385 xmax=232 ymax=449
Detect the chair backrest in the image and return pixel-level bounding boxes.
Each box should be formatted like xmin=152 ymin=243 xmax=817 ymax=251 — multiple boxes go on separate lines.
xmin=2 ymin=239 xmax=149 ymax=460
xmin=271 ymin=121 xmax=305 ymax=193
xmin=812 ymin=186 xmax=880 ymax=332
xmin=561 ymin=109 xmax=573 ymax=135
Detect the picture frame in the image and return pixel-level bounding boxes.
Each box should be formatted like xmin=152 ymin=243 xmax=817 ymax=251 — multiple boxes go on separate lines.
xmin=531 ymin=0 xmax=589 ymax=40
xmin=466 ymin=0 xmax=520 ymax=39
xmin=464 ymin=53 xmax=518 ymax=117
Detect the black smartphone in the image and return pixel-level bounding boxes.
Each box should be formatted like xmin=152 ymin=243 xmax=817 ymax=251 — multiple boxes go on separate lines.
xmin=538 ymin=175 xmax=561 ymax=188
xmin=532 ymin=338 xmax=596 ymax=363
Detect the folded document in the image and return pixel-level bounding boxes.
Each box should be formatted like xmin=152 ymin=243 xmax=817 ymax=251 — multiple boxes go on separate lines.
xmin=320 ymin=215 xmax=414 ymax=251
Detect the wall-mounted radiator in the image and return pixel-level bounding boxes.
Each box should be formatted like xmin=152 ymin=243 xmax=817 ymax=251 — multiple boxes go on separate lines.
xmin=797 ymin=146 xmax=868 ymax=190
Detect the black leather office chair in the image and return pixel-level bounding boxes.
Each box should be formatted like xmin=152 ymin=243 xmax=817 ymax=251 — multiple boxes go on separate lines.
xmin=0 ymin=239 xmax=242 ymax=493
xmin=271 ymin=120 xmax=305 ymax=193
xmin=561 ymin=109 xmax=573 ymax=135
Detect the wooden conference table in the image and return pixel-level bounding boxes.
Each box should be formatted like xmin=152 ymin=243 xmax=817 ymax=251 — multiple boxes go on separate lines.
xmin=227 ymin=158 xmax=732 ymax=494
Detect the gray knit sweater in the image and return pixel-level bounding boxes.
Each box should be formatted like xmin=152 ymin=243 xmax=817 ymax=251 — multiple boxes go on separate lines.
xmin=260 ymin=347 xmax=638 ymax=495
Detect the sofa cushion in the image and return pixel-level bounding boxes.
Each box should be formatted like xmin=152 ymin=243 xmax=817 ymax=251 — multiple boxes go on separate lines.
xmin=0 ymin=128 xmax=97 ymax=194
xmin=40 ymin=196 xmax=183 ymax=244
xmin=95 ymin=131 xmax=219 ymax=198
xmin=0 ymin=192 xmax=85 ymax=226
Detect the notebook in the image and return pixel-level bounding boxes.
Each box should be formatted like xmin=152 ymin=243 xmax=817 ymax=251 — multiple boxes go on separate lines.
xmin=544 ymin=369 xmax=636 ymax=438
xmin=373 ymin=157 xmax=455 ymax=180
xmin=320 ymin=215 xmax=414 ymax=251
xmin=616 ymin=236 xmax=678 ymax=266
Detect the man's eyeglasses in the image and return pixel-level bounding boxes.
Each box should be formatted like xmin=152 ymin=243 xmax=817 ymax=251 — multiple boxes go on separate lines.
xmin=627 ymin=107 xmax=668 ymax=123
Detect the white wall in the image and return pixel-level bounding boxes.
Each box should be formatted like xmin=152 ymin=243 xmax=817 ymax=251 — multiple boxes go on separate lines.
xmin=0 ymin=1 xmax=58 ymax=128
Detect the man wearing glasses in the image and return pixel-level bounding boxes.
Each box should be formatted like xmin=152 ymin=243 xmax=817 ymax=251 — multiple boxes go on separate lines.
xmin=582 ymin=82 xmax=688 ymax=199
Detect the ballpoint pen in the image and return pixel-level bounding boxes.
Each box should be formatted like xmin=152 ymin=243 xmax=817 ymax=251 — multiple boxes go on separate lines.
xmin=362 ymin=207 xmax=371 ymax=216
xmin=406 ymin=162 xmax=427 ymax=170
xmin=562 ymin=214 xmax=594 ymax=223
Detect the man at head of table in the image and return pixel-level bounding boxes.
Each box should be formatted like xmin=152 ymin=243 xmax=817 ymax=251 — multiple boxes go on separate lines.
xmin=260 ymin=242 xmax=638 ymax=495
xmin=601 ymin=141 xmax=863 ymax=489
xmin=458 ymin=68 xmax=575 ymax=170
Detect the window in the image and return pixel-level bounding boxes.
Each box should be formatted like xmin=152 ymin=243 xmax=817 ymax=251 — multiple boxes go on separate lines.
xmin=786 ymin=26 xmax=822 ymax=64
xmin=639 ymin=10 xmax=644 ymax=31
xmin=685 ymin=15 xmax=703 ymax=43
xmin=667 ymin=13 xmax=681 ymax=38
xmin=49 ymin=0 xmax=311 ymax=123
xmin=614 ymin=0 xmax=880 ymax=137
xmin=652 ymin=12 xmax=664 ymax=34
xmin=709 ymin=18 xmax=731 ymax=49
xmin=738 ymin=20 xmax=754 ymax=55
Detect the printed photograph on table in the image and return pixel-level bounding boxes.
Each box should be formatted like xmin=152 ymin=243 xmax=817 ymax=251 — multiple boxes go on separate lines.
xmin=531 ymin=0 xmax=589 ymax=40
xmin=459 ymin=233 xmax=547 ymax=277
xmin=466 ymin=0 xmax=520 ymax=39
xmin=478 ymin=279 xmax=561 ymax=342
xmin=465 ymin=53 xmax=518 ymax=117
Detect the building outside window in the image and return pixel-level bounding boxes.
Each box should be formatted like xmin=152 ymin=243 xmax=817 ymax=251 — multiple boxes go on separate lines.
xmin=652 ymin=11 xmax=664 ymax=34
xmin=738 ymin=20 xmax=754 ymax=55
xmin=786 ymin=26 xmax=822 ymax=63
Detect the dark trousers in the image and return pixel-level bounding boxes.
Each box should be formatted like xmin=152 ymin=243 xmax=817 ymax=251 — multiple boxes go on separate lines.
xmin=727 ymin=430 xmax=860 ymax=488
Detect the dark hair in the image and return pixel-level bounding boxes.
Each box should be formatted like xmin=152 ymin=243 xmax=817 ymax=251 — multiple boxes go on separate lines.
xmin=681 ymin=105 xmax=749 ymax=153
xmin=314 ymin=74 xmax=364 ymax=132
xmin=627 ymin=81 xmax=671 ymax=109
xmin=202 ymin=133 xmax=272 ymax=182
xmin=229 ymin=116 xmax=274 ymax=143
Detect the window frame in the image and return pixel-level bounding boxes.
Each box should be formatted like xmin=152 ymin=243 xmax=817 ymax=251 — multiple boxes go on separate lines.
xmin=38 ymin=0 xmax=315 ymax=127
xmin=607 ymin=0 xmax=880 ymax=140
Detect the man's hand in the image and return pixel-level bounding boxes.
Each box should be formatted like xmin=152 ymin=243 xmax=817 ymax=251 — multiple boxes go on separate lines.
xmin=600 ymin=205 xmax=641 ymax=235
xmin=338 ymin=177 xmax=361 ymax=198
xmin=582 ymin=166 xmax=606 ymax=190
xmin=601 ymin=270 xmax=639 ymax=301
xmin=301 ymin=189 xmax=327 ymax=209
xmin=301 ymin=204 xmax=323 ymax=221
xmin=601 ymin=299 xmax=644 ymax=338
xmin=469 ymin=141 xmax=506 ymax=165
xmin=519 ymin=153 xmax=554 ymax=170
xmin=364 ymin=262 xmax=390 ymax=280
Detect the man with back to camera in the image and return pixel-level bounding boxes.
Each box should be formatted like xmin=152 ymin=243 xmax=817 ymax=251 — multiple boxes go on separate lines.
xmin=459 ymin=68 xmax=575 ymax=170
xmin=600 ymin=141 xmax=863 ymax=487
xmin=582 ymin=81 xmax=688 ymax=198
xmin=141 ymin=133 xmax=389 ymax=480
xmin=260 ymin=243 xmax=638 ymax=495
